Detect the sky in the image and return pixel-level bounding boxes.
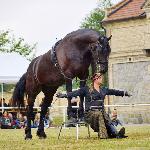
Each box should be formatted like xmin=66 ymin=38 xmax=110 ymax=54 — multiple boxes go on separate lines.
xmin=0 ymin=0 xmax=121 ymax=78
xmin=0 ymin=53 xmax=29 ymax=77
xmin=0 ymin=0 xmax=121 ymax=57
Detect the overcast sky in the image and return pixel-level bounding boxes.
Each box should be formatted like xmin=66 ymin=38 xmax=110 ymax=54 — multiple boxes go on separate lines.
xmin=0 ymin=0 xmax=121 ymax=57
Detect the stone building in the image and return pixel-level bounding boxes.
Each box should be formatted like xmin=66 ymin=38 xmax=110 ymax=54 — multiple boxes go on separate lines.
xmin=103 ymin=0 xmax=150 ymax=123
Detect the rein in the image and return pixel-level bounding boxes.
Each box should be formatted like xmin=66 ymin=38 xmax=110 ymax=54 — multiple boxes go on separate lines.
xmin=97 ymin=60 xmax=108 ymax=65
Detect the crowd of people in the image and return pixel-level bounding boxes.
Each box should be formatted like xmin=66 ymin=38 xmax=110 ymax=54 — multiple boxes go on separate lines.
xmin=0 ymin=97 xmax=54 ymax=129
xmin=0 ymin=110 xmax=53 ymax=129
xmin=0 ymin=110 xmax=26 ymax=129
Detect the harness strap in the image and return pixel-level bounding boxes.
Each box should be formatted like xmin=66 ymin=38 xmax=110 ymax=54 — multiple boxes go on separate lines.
xmin=32 ymin=57 xmax=42 ymax=84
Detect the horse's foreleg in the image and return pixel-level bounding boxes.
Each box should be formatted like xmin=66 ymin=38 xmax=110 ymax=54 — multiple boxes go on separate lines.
xmin=78 ymin=70 xmax=89 ymax=120
xmin=79 ymin=80 xmax=86 ymax=120
xmin=66 ymin=80 xmax=77 ymax=120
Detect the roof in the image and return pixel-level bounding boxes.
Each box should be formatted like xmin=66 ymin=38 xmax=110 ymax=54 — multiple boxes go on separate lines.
xmin=103 ymin=0 xmax=146 ymax=23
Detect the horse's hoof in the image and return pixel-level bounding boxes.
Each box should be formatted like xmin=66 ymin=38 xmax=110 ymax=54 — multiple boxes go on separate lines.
xmin=25 ymin=134 xmax=32 ymax=140
xmin=37 ymin=130 xmax=47 ymax=139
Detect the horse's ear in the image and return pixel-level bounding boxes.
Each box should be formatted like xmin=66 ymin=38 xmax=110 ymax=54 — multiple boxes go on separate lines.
xmin=107 ymin=35 xmax=112 ymax=41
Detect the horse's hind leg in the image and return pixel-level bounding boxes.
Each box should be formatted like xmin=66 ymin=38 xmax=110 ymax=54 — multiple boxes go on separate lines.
xmin=25 ymin=95 xmax=36 ymax=140
xmin=37 ymin=86 xmax=58 ymax=139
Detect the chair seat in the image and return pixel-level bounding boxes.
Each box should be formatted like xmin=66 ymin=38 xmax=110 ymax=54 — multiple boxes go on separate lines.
xmin=58 ymin=120 xmax=90 ymax=140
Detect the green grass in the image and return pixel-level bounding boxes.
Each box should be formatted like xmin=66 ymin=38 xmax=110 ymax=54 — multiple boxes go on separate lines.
xmin=0 ymin=125 xmax=150 ymax=150
xmin=52 ymin=116 xmax=64 ymax=126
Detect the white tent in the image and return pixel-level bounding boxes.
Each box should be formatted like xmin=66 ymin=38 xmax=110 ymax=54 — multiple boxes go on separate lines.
xmin=0 ymin=53 xmax=30 ymax=111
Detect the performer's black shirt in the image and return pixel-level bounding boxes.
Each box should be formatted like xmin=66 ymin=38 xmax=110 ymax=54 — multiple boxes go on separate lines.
xmin=66 ymin=86 xmax=125 ymax=111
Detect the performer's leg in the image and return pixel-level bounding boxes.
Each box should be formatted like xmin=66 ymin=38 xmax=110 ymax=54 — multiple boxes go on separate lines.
xmin=84 ymin=110 xmax=99 ymax=132
xmin=98 ymin=111 xmax=108 ymax=139
xmin=108 ymin=124 xmax=118 ymax=137
xmin=117 ymin=127 xmax=126 ymax=138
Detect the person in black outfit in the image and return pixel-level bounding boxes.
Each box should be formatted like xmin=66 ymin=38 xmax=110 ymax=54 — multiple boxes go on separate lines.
xmin=0 ymin=98 xmax=8 ymax=107
xmin=56 ymin=73 xmax=131 ymax=139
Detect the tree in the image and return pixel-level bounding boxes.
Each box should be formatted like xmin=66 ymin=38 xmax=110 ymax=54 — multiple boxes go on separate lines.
xmin=80 ymin=0 xmax=112 ymax=34
xmin=98 ymin=0 xmax=112 ymax=10
xmin=0 ymin=30 xmax=36 ymax=61
xmin=80 ymin=8 xmax=105 ymax=34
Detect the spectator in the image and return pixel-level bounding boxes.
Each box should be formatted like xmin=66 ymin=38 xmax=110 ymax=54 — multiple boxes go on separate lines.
xmin=0 ymin=114 xmax=2 ymax=128
xmin=111 ymin=108 xmax=122 ymax=126
xmin=18 ymin=113 xmax=25 ymax=128
xmin=0 ymin=98 xmax=8 ymax=107
xmin=23 ymin=116 xmax=27 ymax=127
xmin=7 ymin=98 xmax=12 ymax=107
xmin=13 ymin=112 xmax=25 ymax=129
xmin=45 ymin=111 xmax=53 ymax=128
xmin=33 ymin=113 xmax=40 ymax=128
xmin=48 ymin=114 xmax=53 ymax=127
xmin=1 ymin=110 xmax=12 ymax=129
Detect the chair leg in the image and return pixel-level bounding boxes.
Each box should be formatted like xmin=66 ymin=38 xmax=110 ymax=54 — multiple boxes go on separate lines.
xmin=58 ymin=123 xmax=64 ymax=139
xmin=87 ymin=124 xmax=90 ymax=138
xmin=58 ymin=122 xmax=90 ymax=140
xmin=76 ymin=123 xmax=79 ymax=140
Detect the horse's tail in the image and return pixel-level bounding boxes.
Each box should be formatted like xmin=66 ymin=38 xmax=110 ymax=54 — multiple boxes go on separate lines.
xmin=11 ymin=73 xmax=26 ymax=107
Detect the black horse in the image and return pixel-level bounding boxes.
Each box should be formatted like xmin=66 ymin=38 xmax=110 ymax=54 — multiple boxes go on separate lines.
xmin=11 ymin=29 xmax=111 ymax=139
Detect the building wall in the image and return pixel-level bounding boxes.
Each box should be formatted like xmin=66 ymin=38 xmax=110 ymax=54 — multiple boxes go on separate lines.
xmin=104 ymin=18 xmax=150 ymax=124
xmin=106 ymin=18 xmax=150 ymax=54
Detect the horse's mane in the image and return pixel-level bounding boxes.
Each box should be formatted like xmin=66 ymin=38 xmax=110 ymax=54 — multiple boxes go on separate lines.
xmin=62 ymin=28 xmax=100 ymax=42
xmin=53 ymin=28 xmax=110 ymax=55
xmin=53 ymin=29 xmax=97 ymax=48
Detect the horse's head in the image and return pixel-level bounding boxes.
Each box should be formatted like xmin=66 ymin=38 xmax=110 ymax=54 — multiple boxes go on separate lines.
xmin=90 ymin=35 xmax=111 ymax=74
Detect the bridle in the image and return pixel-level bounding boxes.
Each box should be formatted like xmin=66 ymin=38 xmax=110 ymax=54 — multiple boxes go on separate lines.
xmin=90 ymin=40 xmax=109 ymax=71
xmin=96 ymin=60 xmax=108 ymax=73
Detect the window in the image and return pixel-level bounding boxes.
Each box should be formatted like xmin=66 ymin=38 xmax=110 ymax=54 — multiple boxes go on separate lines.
xmin=143 ymin=49 xmax=150 ymax=57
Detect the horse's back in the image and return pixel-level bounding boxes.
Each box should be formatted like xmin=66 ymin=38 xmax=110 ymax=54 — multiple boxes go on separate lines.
xmin=26 ymin=51 xmax=64 ymax=86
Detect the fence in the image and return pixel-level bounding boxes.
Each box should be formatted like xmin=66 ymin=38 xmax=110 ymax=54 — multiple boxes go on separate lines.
xmin=0 ymin=103 xmax=150 ymax=124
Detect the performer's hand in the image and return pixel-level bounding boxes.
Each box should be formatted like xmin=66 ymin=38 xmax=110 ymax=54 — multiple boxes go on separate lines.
xmin=125 ymin=91 xmax=132 ymax=97
xmin=56 ymin=93 xmax=67 ymax=98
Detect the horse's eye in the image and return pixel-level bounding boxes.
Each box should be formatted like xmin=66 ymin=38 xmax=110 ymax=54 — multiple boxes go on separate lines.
xmin=90 ymin=46 xmax=95 ymax=51
xmin=95 ymin=45 xmax=98 ymax=49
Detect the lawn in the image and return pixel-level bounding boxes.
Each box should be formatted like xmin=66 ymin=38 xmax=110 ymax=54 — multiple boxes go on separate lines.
xmin=0 ymin=125 xmax=149 ymax=150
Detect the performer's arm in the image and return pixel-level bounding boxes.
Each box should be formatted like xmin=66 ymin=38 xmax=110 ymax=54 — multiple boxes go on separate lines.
xmin=56 ymin=87 xmax=87 ymax=98
xmin=105 ymin=88 xmax=131 ymax=97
